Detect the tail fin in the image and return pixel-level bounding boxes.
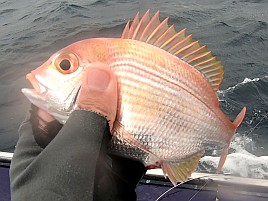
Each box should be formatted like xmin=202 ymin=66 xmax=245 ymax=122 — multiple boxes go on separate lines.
xmin=233 ymin=107 xmax=246 ymax=128
xmin=216 ymin=107 xmax=246 ymax=173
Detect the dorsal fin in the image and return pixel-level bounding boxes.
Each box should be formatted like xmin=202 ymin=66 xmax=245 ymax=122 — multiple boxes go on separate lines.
xmin=121 ymin=10 xmax=224 ymax=92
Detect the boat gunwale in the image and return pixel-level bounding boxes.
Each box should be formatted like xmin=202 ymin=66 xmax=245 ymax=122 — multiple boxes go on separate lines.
xmin=1 ymin=151 xmax=268 ymax=195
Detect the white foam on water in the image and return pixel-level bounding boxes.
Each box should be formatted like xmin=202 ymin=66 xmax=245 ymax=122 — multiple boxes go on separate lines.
xmin=209 ymin=76 xmax=268 ymax=179
xmin=218 ymin=75 xmax=268 ymax=95
xmin=230 ymin=134 xmax=254 ymax=154
xmin=201 ymin=153 xmax=268 ymax=179
xmin=242 ymin=77 xmax=260 ymax=84
xmin=200 ymin=134 xmax=268 ymax=179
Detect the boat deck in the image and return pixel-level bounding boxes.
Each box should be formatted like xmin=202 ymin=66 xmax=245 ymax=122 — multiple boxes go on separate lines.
xmin=1 ymin=152 xmax=268 ymax=201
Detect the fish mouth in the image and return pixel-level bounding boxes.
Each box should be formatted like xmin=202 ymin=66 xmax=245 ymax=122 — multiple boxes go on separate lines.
xmin=22 ymin=73 xmax=49 ymax=112
xmin=22 ymin=73 xmax=80 ymax=124
xmin=21 ymin=87 xmax=69 ymax=124
xmin=26 ymin=73 xmax=47 ymax=94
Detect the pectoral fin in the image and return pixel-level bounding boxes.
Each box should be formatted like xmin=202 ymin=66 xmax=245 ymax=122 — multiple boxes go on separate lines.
xmin=162 ymin=150 xmax=204 ymax=186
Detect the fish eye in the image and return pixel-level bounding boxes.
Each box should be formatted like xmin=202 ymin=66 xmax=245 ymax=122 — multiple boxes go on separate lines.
xmin=54 ymin=53 xmax=79 ymax=74
xmin=59 ymin=59 xmax=71 ymax=71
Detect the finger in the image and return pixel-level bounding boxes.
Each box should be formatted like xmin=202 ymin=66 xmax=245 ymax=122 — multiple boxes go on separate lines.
xmin=30 ymin=104 xmax=63 ymax=148
xmin=37 ymin=107 xmax=56 ymax=126
xmin=77 ymin=62 xmax=118 ymax=130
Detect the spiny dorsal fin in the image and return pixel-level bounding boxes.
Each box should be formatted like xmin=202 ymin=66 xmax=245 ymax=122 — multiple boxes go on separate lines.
xmin=121 ymin=10 xmax=224 ymax=92
xmin=162 ymin=150 xmax=204 ymax=186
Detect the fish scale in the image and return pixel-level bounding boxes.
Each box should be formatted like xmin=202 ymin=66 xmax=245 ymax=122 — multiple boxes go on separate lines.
xmin=108 ymin=56 xmax=220 ymax=154
xmin=123 ymin=44 xmax=224 ymax=110
xmin=108 ymin=45 xmax=225 ymax=135
xmin=110 ymin=43 xmax=230 ymax=163
xmin=100 ymin=37 xmax=241 ymax=174
xmin=108 ymin=39 xmax=220 ymax=113
xmin=22 ymin=10 xmax=246 ymax=185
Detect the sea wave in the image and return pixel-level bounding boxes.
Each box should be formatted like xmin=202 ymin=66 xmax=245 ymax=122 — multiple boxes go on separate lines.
xmin=199 ymin=133 xmax=268 ymax=179
xmin=200 ymin=153 xmax=268 ymax=179
xmin=200 ymin=76 xmax=268 ymax=179
xmin=218 ymin=76 xmax=268 ymax=94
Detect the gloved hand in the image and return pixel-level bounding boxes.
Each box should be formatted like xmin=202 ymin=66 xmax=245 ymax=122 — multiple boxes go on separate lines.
xmin=77 ymin=62 xmax=118 ymax=130
xmin=10 ymin=63 xmax=146 ymax=201
xmin=30 ymin=62 xmax=117 ymax=148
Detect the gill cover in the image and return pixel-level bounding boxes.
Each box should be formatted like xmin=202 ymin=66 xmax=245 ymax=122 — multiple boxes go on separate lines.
xmin=22 ymin=51 xmax=84 ymax=123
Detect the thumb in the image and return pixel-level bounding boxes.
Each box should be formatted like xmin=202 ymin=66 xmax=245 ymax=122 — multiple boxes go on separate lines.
xmin=77 ymin=62 xmax=118 ymax=130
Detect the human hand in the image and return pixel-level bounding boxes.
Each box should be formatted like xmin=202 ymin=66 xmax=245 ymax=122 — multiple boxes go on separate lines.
xmin=77 ymin=62 xmax=118 ymax=130
xmin=30 ymin=62 xmax=118 ymax=148
xmin=11 ymin=63 xmax=119 ymax=201
xmin=11 ymin=62 xmax=145 ymax=201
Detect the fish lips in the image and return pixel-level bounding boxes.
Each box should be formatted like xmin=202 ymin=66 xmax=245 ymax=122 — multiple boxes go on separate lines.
xmin=21 ymin=88 xmax=50 ymax=112
xmin=26 ymin=73 xmax=47 ymax=94
xmin=22 ymin=73 xmax=49 ymax=109
xmin=22 ymin=88 xmax=70 ymax=124
xmin=22 ymin=83 xmax=81 ymax=124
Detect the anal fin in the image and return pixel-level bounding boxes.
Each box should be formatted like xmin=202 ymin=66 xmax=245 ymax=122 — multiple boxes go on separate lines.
xmin=162 ymin=150 xmax=204 ymax=186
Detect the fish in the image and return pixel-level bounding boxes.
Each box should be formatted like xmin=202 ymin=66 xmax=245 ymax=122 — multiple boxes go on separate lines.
xmin=22 ymin=10 xmax=246 ymax=185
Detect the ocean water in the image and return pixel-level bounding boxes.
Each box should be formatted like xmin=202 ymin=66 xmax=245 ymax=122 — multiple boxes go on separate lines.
xmin=0 ymin=0 xmax=267 ymax=179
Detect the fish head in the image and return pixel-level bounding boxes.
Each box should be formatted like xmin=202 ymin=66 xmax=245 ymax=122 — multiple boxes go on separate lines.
xmin=22 ymin=43 xmax=90 ymax=123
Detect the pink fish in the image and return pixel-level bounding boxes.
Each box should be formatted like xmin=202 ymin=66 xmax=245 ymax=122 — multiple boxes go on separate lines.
xmin=22 ymin=10 xmax=246 ymax=185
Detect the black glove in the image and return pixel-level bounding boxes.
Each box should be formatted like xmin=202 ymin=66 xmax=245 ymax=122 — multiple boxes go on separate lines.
xmin=10 ymin=105 xmax=146 ymax=201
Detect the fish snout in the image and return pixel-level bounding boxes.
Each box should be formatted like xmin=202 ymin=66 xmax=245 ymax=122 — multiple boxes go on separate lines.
xmin=26 ymin=73 xmax=46 ymax=94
